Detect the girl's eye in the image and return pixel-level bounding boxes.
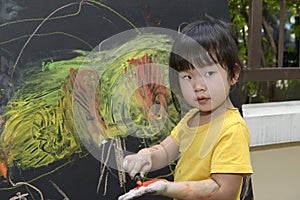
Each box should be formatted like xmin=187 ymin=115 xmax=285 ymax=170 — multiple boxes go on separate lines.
xmin=182 ymin=75 xmax=192 ymax=80
xmin=204 ymin=71 xmax=215 ymax=77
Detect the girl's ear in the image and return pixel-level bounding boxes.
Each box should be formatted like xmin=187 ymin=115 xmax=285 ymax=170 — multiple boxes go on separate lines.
xmin=230 ymin=63 xmax=241 ymax=85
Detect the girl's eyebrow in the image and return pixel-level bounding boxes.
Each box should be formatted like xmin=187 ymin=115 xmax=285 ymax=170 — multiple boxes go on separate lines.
xmin=193 ymin=65 xmax=218 ymax=72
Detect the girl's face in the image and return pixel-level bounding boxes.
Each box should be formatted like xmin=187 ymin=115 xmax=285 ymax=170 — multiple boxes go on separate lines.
xmin=178 ymin=63 xmax=239 ymax=114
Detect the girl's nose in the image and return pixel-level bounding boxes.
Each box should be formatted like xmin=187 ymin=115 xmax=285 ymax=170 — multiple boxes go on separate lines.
xmin=193 ymin=77 xmax=207 ymax=92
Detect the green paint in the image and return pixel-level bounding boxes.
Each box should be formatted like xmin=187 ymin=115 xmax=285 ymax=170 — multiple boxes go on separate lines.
xmin=0 ymin=34 xmax=180 ymax=171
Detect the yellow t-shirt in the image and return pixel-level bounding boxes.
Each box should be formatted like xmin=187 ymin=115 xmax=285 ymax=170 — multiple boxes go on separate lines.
xmin=171 ymin=108 xmax=253 ymax=200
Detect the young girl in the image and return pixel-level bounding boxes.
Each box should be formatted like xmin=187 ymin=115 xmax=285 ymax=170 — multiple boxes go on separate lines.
xmin=119 ymin=18 xmax=253 ymax=200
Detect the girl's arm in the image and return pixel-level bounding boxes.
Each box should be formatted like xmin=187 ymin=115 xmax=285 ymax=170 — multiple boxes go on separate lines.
xmin=122 ymin=135 xmax=179 ymax=178
xmin=119 ymin=173 xmax=242 ymax=200
xmin=141 ymin=135 xmax=179 ymax=170
xmin=163 ymin=173 xmax=242 ymax=200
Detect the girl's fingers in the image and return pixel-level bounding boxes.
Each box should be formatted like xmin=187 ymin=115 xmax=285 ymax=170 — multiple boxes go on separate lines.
xmin=122 ymin=159 xmax=129 ymax=170
xmin=125 ymin=161 xmax=136 ymax=177
xmin=123 ymin=158 xmax=144 ymax=178
xmin=130 ymin=161 xmax=144 ymax=178
xmin=139 ymin=162 xmax=151 ymax=178
xmin=122 ymin=154 xmax=152 ymax=179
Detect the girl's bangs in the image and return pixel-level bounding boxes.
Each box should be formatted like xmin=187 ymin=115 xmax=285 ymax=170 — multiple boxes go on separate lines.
xmin=170 ymin=36 xmax=216 ymax=71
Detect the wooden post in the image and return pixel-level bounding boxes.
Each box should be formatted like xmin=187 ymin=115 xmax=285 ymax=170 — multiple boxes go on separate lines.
xmin=278 ymin=0 xmax=286 ymax=68
xmin=248 ymin=0 xmax=262 ymax=69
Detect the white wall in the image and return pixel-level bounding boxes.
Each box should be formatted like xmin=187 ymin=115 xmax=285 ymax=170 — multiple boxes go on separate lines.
xmin=243 ymin=100 xmax=300 ymax=147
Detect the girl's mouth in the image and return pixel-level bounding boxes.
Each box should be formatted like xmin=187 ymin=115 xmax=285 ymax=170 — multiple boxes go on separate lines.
xmin=196 ymin=96 xmax=209 ymax=104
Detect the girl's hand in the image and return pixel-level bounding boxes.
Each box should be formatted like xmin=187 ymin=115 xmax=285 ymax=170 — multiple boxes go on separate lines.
xmin=122 ymin=149 xmax=153 ymax=178
xmin=118 ymin=179 xmax=168 ymax=200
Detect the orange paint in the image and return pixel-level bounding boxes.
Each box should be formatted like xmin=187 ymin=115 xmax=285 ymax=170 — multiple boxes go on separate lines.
xmin=126 ymin=54 xmax=169 ymax=122
xmin=133 ymin=178 xmax=165 ymax=190
xmin=136 ymin=180 xmax=142 ymax=186
xmin=69 ymin=68 xmax=107 ymax=135
xmin=175 ymin=183 xmax=213 ymax=200
xmin=0 ymin=115 xmax=4 ymax=127
xmin=183 ymin=183 xmax=193 ymax=192
xmin=0 ymin=159 xmax=8 ymax=179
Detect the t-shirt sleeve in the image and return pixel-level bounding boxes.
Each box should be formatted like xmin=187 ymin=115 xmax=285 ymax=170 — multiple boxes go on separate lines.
xmin=171 ymin=125 xmax=180 ymax=146
xmin=210 ymin=123 xmax=253 ymax=175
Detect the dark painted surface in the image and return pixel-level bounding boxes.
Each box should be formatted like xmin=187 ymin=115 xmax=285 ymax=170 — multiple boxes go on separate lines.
xmin=0 ymin=1 xmax=231 ymax=199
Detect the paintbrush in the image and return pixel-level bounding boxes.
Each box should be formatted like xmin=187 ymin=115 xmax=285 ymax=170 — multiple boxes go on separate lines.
xmin=134 ymin=173 xmax=143 ymax=186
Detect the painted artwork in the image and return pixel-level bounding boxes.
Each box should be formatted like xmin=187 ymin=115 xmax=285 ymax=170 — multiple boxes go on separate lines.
xmin=0 ymin=1 xmax=232 ymax=199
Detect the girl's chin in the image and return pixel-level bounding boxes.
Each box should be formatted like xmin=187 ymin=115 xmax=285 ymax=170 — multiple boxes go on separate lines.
xmin=197 ymin=104 xmax=213 ymax=112
xmin=199 ymin=110 xmax=213 ymax=115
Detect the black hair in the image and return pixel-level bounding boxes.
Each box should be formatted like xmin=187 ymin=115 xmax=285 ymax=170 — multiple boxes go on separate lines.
xmin=169 ymin=17 xmax=241 ymax=113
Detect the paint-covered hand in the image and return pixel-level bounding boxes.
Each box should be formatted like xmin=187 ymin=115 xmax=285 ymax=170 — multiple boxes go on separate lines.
xmin=122 ymin=149 xmax=153 ymax=178
xmin=118 ymin=179 xmax=168 ymax=200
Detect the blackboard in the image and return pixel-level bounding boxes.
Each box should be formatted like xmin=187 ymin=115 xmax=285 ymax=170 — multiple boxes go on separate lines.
xmin=0 ymin=1 xmax=231 ymax=199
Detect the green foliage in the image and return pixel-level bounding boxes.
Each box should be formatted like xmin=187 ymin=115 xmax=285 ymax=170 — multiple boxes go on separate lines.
xmin=228 ymin=0 xmax=249 ymax=64
xmin=229 ymin=0 xmax=300 ymax=103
